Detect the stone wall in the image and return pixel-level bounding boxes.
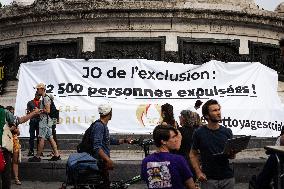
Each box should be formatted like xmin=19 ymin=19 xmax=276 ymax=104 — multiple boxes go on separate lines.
xmin=0 ymin=0 xmax=283 ymax=98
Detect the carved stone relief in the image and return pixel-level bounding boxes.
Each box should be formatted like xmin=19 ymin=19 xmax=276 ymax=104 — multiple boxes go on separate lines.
xmin=249 ymin=41 xmax=282 ymax=75
xmin=0 ymin=44 xmax=19 ymax=83
xmin=178 ymin=38 xmax=240 ymax=64
xmin=95 ymin=37 xmax=165 ymax=61
xmin=165 ymin=51 xmax=179 ymax=63
xmin=27 ymin=38 xmax=82 ymax=61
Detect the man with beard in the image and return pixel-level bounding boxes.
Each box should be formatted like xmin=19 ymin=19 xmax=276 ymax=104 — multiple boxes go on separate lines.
xmin=189 ymin=99 xmax=236 ymax=189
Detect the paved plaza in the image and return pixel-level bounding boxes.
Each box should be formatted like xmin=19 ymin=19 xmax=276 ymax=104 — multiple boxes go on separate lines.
xmin=11 ymin=181 xmax=248 ymax=189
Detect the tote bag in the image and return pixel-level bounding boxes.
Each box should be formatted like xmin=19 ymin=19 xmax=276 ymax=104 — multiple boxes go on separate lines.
xmin=2 ymin=125 xmax=13 ymax=152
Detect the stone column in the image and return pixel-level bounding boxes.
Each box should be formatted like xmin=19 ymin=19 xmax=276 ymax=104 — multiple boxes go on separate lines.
xmin=82 ymin=36 xmax=95 ymax=52
xmin=165 ymin=34 xmax=179 ymax=62
xmin=19 ymin=41 xmax=27 ymax=56
xmin=239 ymin=38 xmax=249 ymax=55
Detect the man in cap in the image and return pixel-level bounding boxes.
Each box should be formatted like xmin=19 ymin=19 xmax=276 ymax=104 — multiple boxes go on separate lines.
xmin=91 ymin=104 xmax=131 ymax=188
xmin=28 ymin=83 xmax=61 ymax=162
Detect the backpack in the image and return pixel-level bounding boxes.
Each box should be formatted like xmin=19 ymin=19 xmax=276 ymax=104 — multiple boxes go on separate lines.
xmin=49 ymin=100 xmax=59 ymax=120
xmin=77 ymin=120 xmax=102 ymax=154
xmin=42 ymin=94 xmax=59 ymax=121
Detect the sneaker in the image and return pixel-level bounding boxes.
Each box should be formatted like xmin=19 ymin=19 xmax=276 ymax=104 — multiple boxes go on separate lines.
xmin=27 ymin=151 xmax=34 ymax=156
xmin=40 ymin=152 xmax=44 ymax=157
xmin=49 ymin=155 xmax=61 ymax=161
xmin=28 ymin=156 xmax=41 ymax=162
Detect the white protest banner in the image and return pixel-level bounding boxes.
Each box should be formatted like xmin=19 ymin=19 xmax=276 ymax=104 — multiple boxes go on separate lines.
xmin=15 ymin=59 xmax=284 ymax=137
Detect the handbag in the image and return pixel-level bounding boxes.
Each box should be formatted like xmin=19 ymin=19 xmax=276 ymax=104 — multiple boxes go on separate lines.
xmin=2 ymin=124 xmax=14 ymax=152
xmin=0 ymin=148 xmax=6 ymax=173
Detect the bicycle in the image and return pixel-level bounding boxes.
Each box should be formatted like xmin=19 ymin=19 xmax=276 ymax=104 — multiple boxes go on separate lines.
xmin=60 ymin=137 xmax=154 ymax=189
xmin=109 ymin=137 xmax=154 ymax=189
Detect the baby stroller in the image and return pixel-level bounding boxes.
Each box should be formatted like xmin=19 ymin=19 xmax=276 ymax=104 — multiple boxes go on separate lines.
xmin=61 ymin=152 xmax=104 ymax=189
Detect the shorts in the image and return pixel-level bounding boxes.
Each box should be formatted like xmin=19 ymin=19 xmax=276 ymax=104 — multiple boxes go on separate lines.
xmin=38 ymin=126 xmax=53 ymax=140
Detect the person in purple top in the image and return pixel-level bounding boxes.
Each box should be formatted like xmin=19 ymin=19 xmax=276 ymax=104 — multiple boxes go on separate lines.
xmin=141 ymin=125 xmax=196 ymax=189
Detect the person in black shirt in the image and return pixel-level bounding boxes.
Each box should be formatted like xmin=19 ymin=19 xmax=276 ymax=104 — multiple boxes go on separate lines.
xmin=26 ymin=92 xmax=41 ymax=156
xmin=189 ymin=99 xmax=237 ymax=189
xmin=254 ymin=131 xmax=284 ymax=189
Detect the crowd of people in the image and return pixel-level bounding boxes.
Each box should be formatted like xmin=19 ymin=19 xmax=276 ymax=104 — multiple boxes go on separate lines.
xmin=0 ymin=82 xmax=61 ymax=189
xmin=91 ymin=100 xmax=284 ymax=189
xmin=87 ymin=99 xmax=237 ymax=189
xmin=140 ymin=100 xmax=237 ymax=189
xmin=0 ymin=81 xmax=283 ymax=189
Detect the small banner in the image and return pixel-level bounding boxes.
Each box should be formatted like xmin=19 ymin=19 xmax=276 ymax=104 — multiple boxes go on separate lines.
xmin=15 ymin=59 xmax=284 ymax=137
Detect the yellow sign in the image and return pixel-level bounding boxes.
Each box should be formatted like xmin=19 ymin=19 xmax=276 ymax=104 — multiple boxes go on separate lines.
xmin=0 ymin=66 xmax=4 ymax=81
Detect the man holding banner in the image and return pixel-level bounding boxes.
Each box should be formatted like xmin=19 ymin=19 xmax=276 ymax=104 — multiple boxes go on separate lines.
xmin=190 ymin=99 xmax=237 ymax=189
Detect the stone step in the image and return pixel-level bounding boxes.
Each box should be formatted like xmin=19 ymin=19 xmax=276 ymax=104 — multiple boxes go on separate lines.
xmin=19 ymin=137 xmax=156 ymax=151
xmin=0 ymin=96 xmax=16 ymax=107
xmin=2 ymin=80 xmax=18 ymax=91
xmin=0 ymin=81 xmax=18 ymax=101
xmin=4 ymin=88 xmax=17 ymax=93
xmin=18 ymin=148 xmax=267 ymax=183
xmin=6 ymin=80 xmax=18 ymax=86
xmin=19 ymin=134 xmax=278 ymax=151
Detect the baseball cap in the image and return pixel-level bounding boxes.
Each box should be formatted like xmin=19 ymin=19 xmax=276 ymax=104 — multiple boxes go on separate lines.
xmin=36 ymin=83 xmax=46 ymax=89
xmin=98 ymin=104 xmax=112 ymax=115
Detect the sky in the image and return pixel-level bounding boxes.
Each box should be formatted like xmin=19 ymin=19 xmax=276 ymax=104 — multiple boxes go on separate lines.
xmin=0 ymin=0 xmax=283 ymax=11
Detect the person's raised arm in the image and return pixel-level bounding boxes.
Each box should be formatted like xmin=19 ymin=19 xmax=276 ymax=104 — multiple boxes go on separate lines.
xmin=18 ymin=108 xmax=40 ymax=124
